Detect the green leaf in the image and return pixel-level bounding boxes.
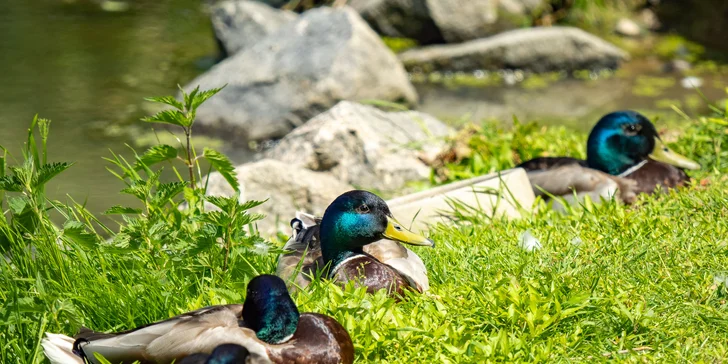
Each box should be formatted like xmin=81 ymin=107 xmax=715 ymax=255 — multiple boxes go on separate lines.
xmin=197 ymin=211 xmax=230 ymax=226
xmin=144 ymin=95 xmax=184 ymax=110
xmin=0 ymin=153 xmax=5 ymax=178
xmin=203 ymin=148 xmax=239 ymax=192
xmin=141 ymin=109 xmax=187 ymax=127
xmin=134 ymin=145 xmax=178 ymax=170
xmin=37 ymin=118 xmax=51 ymax=164
xmin=204 ymin=195 xmax=237 ymax=212
xmin=234 ymin=212 xmax=265 ymax=227
xmin=104 ymin=205 xmax=143 ymax=215
xmin=12 ymin=159 xmax=34 ymax=188
xmin=8 ymin=196 xmax=28 ymax=214
xmin=238 ymin=199 xmax=267 ymax=211
xmin=183 ymin=85 xmax=200 ymax=112
xmin=92 ymin=352 xmax=114 ymax=364
xmin=120 ymin=179 xmax=151 ymax=201
xmin=0 ymin=175 xmax=23 ymax=192
xmin=153 ymin=182 xmax=187 ymax=205
xmin=33 ymin=162 xmax=73 ymax=188
xmin=191 ymin=85 xmax=225 ymax=110
xmin=62 ymin=221 xmax=100 ymax=249
xmin=26 ymin=115 xmax=40 ymax=168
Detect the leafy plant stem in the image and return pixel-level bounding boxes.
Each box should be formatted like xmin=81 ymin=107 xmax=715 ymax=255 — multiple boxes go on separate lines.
xmin=184 ymin=126 xmax=195 ymax=189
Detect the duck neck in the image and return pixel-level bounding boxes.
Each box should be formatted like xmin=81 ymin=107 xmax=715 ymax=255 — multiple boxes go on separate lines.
xmin=587 ymin=136 xmax=641 ymax=175
xmin=319 ymin=217 xmax=369 ymax=270
xmin=320 ymin=231 xmax=365 ymax=270
xmin=242 ymin=289 xmax=299 ymax=344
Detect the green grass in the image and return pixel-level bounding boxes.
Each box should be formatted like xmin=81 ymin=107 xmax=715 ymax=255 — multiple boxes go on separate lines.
xmin=2 ymin=92 xmax=728 ymax=363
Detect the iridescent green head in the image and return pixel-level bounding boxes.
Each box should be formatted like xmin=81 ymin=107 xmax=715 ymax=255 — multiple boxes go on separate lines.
xmin=242 ymin=275 xmax=299 ymax=344
xmin=586 ymin=111 xmax=700 ymax=175
xmin=319 ymin=190 xmax=434 ymax=266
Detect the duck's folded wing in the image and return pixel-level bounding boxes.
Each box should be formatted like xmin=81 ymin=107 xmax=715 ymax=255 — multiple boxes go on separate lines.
xmin=78 ymin=305 xmax=244 ymax=364
xmin=517 ymin=157 xmax=587 ymax=171
xmin=145 ymin=318 xmax=271 ymax=364
xmin=363 ymin=240 xmax=429 ymax=292
xmin=527 ymin=164 xmax=638 ymax=206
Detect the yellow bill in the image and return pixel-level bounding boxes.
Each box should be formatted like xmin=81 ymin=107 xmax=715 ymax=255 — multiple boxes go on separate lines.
xmin=649 ymin=137 xmax=700 ymax=170
xmin=383 ymin=216 xmax=435 ymax=247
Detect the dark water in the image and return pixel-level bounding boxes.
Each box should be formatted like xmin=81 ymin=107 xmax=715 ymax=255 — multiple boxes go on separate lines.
xmin=1 ymin=1 xmax=727 ymax=219
xmin=0 ymin=0 xmax=217 ymax=219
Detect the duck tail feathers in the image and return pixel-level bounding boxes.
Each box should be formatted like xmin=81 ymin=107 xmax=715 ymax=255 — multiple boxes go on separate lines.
xmin=41 ymin=333 xmax=84 ymax=364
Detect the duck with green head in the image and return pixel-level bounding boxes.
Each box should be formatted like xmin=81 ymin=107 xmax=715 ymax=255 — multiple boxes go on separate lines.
xmin=276 ymin=190 xmax=435 ymax=297
xmin=518 ymin=111 xmax=701 ymax=204
xmin=41 ymin=275 xmax=353 ymax=364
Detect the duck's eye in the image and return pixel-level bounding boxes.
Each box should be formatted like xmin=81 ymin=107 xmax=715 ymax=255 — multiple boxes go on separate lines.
xmin=623 ymin=124 xmax=641 ymax=135
xmin=355 ymin=204 xmax=370 ymax=214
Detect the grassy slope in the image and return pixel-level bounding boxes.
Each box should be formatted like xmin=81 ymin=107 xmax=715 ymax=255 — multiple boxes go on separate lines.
xmin=2 ymin=112 xmax=728 ymax=363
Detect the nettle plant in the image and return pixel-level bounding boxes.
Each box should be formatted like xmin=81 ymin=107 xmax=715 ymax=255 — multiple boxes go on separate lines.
xmin=104 ymin=86 xmax=274 ymax=272
xmin=0 ymin=86 xmax=274 ymax=277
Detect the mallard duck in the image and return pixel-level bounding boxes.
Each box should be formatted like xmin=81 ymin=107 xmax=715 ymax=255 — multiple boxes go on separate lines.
xmin=276 ymin=190 xmax=434 ymax=297
xmin=178 ymin=344 xmax=249 ymax=364
xmin=41 ymin=275 xmax=353 ymax=364
xmin=517 ymin=110 xmax=700 ymax=205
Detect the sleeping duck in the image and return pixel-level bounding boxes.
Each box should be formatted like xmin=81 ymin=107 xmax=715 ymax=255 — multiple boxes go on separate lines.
xmin=517 ymin=111 xmax=700 ymax=205
xmin=41 ymin=275 xmax=353 ymax=364
xmin=276 ymin=190 xmax=434 ymax=297
xmin=178 ymin=344 xmax=249 ymax=364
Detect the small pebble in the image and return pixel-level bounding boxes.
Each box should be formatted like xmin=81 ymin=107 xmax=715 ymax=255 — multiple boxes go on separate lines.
xmin=680 ymin=76 xmax=703 ymax=89
xmin=714 ymin=274 xmax=728 ymax=289
xmin=519 ymin=230 xmax=542 ymax=252
xmin=615 ymin=18 xmax=641 ymax=37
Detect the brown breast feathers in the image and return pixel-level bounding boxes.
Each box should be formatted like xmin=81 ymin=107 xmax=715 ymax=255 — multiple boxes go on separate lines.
xmin=331 ymin=255 xmax=411 ymax=297
xmin=625 ymin=160 xmax=690 ymax=194
xmin=266 ymin=313 xmax=354 ymax=364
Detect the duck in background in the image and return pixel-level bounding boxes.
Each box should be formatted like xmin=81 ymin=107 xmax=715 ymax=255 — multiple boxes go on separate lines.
xmin=517 ymin=110 xmax=700 ymax=206
xmin=42 ymin=275 xmax=353 ymax=364
xmin=277 ymin=190 xmax=434 ymax=297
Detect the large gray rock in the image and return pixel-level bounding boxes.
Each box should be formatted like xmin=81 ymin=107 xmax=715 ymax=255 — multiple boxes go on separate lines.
xmin=186 ymin=6 xmax=417 ymax=143
xmin=211 ymin=0 xmax=297 ymax=56
xmin=399 ymin=26 xmax=629 ymax=73
xmin=349 ymin=0 xmax=547 ymax=44
xmin=265 ymin=101 xmax=450 ymax=192
xmin=205 ymin=159 xmax=353 ymax=235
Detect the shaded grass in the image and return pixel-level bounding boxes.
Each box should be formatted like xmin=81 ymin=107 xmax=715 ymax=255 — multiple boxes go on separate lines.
xmin=1 ymin=107 xmax=728 ymax=363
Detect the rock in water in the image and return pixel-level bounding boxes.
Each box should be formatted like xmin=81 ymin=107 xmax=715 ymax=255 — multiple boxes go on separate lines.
xmin=265 ymin=101 xmax=450 ymax=192
xmin=349 ymin=0 xmax=547 ymax=44
xmin=348 ymin=0 xmax=444 ymax=44
xmin=211 ymin=0 xmax=297 ymax=56
xmin=425 ymin=0 xmax=498 ymax=43
xmin=185 ymin=6 xmax=417 ymax=144
xmin=204 ymin=159 xmax=353 ymax=235
xmin=399 ymin=26 xmax=629 ymax=73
